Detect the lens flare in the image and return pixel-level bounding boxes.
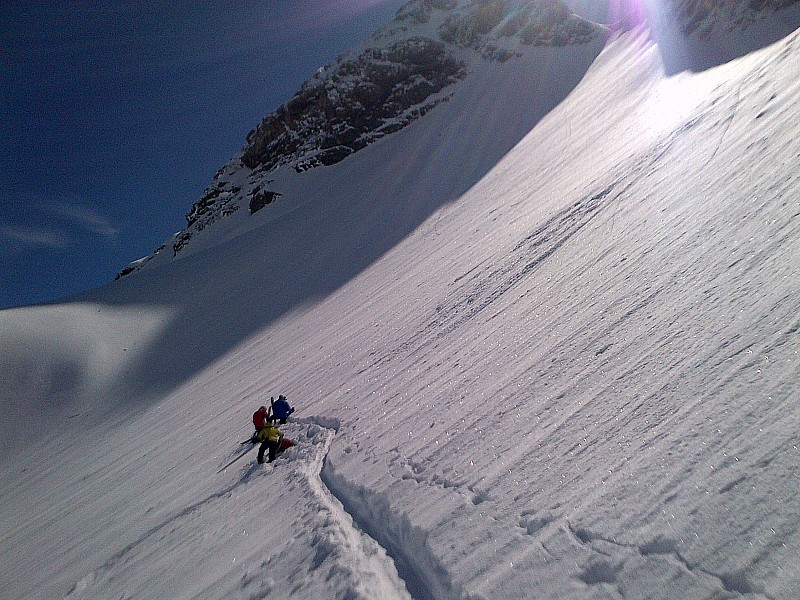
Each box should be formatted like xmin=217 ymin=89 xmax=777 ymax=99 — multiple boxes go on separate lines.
xmin=607 ymin=0 xmax=652 ymax=31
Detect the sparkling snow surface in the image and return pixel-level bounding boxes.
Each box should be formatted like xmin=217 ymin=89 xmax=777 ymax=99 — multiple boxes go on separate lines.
xmin=2 ymin=24 xmax=800 ymax=600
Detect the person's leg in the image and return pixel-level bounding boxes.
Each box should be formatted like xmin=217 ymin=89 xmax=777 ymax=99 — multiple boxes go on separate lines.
xmin=268 ymin=441 xmax=278 ymax=462
xmin=258 ymin=440 xmax=269 ymax=463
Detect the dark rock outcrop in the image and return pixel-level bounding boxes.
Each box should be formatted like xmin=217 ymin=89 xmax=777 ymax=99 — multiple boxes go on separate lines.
xmin=249 ymin=189 xmax=282 ymax=214
xmin=241 ymin=37 xmax=467 ymax=173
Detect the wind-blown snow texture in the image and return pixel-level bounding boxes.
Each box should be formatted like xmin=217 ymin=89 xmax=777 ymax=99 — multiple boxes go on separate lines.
xmin=2 ymin=3 xmax=800 ymax=600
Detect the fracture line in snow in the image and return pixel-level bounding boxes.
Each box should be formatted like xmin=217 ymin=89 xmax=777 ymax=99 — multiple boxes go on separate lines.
xmin=303 ymin=423 xmax=413 ymax=600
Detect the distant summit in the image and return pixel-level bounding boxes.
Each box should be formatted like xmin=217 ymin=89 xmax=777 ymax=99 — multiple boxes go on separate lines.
xmin=241 ymin=37 xmax=466 ymax=175
xmin=670 ymin=0 xmax=800 ymax=35
xmin=239 ymin=1 xmax=599 ymax=175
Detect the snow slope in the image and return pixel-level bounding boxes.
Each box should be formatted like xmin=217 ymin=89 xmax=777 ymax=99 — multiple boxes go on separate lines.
xmin=2 ymin=19 xmax=800 ymax=600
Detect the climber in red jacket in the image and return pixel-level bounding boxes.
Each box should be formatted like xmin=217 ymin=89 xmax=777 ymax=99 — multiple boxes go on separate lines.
xmin=251 ymin=404 xmax=270 ymax=442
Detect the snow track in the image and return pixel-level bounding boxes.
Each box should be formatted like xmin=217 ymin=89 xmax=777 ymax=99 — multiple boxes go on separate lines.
xmin=302 ymin=417 xmax=471 ymax=600
xmin=299 ymin=420 xmax=413 ymax=600
xmin=321 ymin=460 xmax=467 ymax=600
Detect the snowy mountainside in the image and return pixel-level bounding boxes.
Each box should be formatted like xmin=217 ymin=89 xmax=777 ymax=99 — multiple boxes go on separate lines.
xmin=2 ymin=13 xmax=800 ymax=600
xmin=118 ymin=0 xmax=604 ymax=274
xmin=1 ymin=26 xmax=610 ymax=457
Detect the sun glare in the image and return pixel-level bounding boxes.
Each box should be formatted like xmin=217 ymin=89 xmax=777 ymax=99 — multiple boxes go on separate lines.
xmin=642 ymin=74 xmax=705 ymax=136
xmin=607 ymin=0 xmax=650 ymax=29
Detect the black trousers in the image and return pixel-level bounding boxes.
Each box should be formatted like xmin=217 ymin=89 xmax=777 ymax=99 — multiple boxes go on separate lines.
xmin=258 ymin=440 xmax=279 ymax=463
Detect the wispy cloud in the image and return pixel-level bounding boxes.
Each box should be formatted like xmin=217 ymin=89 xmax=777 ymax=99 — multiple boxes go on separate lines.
xmin=0 ymin=225 xmax=70 ymax=250
xmin=0 ymin=200 xmax=119 ymax=255
xmin=47 ymin=202 xmax=119 ymax=238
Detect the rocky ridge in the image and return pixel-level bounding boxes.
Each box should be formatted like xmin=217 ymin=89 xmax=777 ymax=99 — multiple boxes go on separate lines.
xmin=116 ymin=0 xmax=603 ymax=277
xmin=670 ymin=0 xmax=800 ymax=35
xmin=240 ymin=1 xmax=598 ymax=176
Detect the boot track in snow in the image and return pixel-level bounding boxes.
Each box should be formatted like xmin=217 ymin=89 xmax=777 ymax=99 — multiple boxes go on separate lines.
xmin=299 ymin=418 xmax=414 ymax=600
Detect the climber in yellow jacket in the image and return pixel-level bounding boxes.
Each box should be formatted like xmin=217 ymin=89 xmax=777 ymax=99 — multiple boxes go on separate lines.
xmin=256 ymin=420 xmax=284 ymax=464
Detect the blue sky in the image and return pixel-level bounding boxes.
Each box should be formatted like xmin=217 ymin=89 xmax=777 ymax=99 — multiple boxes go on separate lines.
xmin=0 ymin=1 xmax=406 ymax=309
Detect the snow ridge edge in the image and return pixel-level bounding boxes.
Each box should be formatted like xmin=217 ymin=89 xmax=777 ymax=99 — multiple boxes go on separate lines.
xmin=321 ymin=455 xmax=476 ymax=600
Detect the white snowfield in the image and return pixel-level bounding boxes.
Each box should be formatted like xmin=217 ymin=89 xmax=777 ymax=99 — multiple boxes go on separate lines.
xmin=2 ymin=19 xmax=800 ymax=600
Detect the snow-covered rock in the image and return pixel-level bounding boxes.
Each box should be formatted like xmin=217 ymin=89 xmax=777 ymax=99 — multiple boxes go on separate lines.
xmin=671 ymin=0 xmax=800 ymax=35
xmin=118 ymin=0 xmax=604 ymax=274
